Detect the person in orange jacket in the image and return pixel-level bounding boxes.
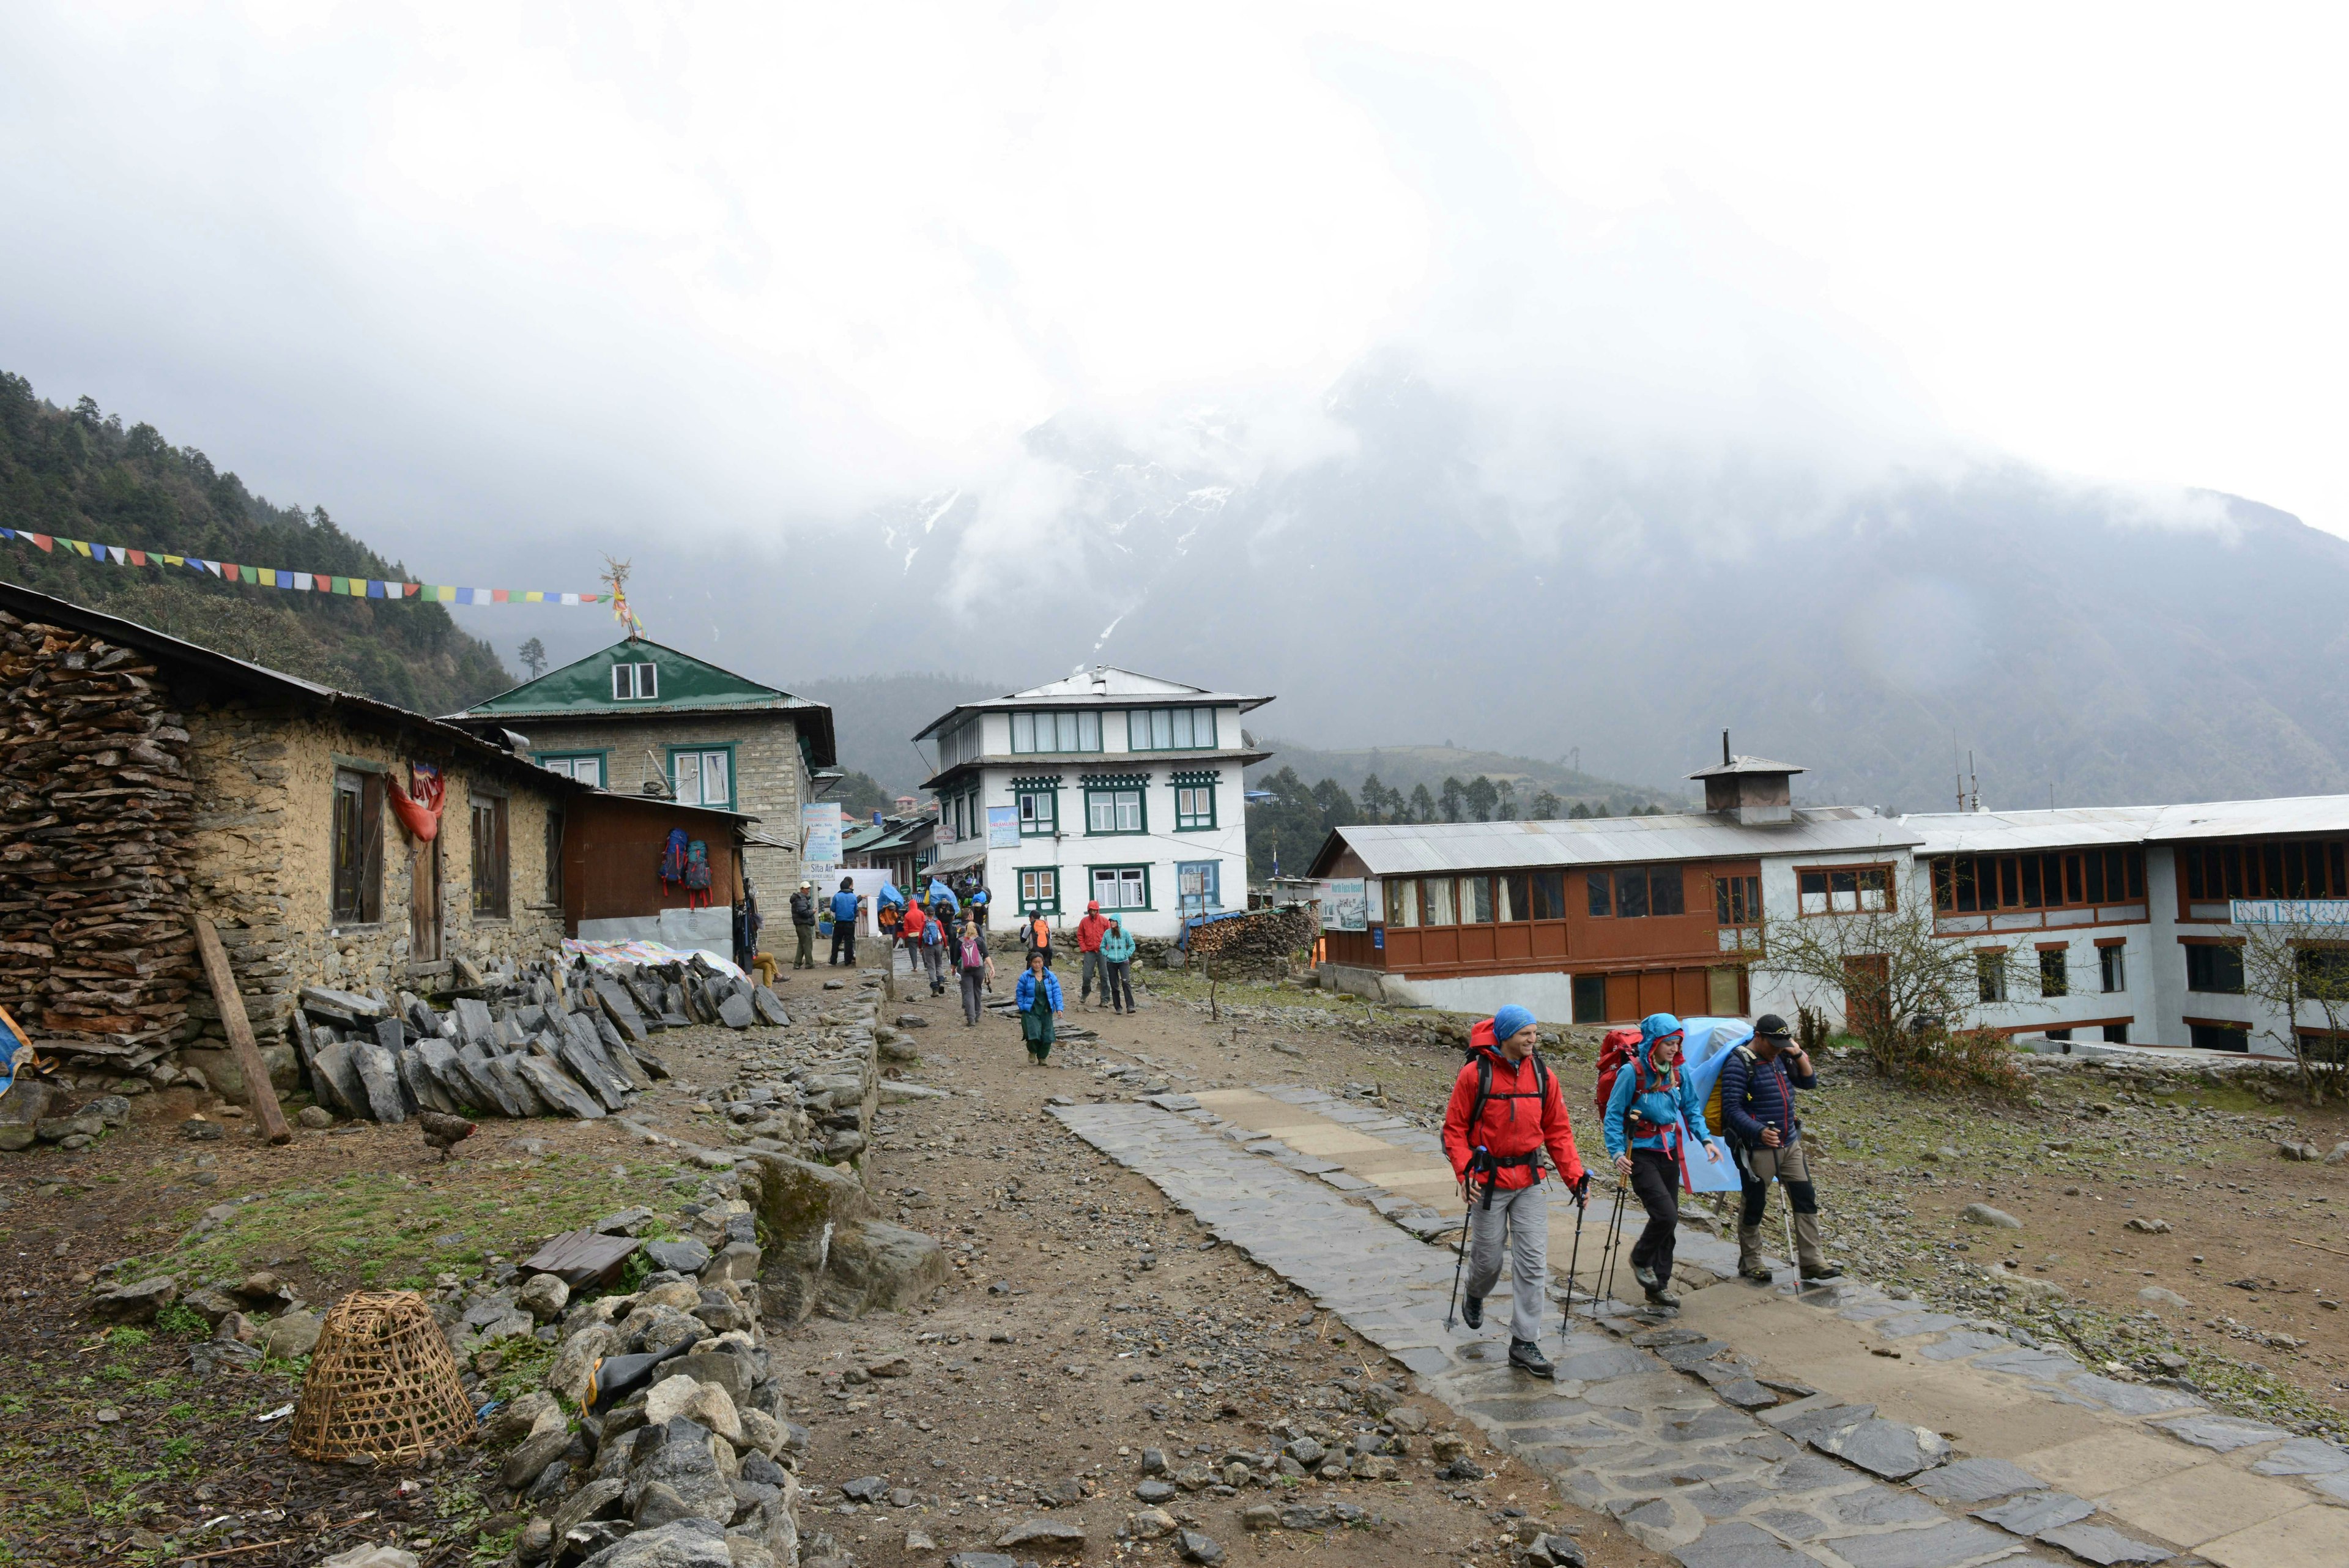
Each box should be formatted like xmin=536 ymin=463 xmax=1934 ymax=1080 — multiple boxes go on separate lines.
xmin=1441 ymin=1004 xmax=1588 ymax=1377
xmin=1074 ymin=899 xmax=1113 ymax=1008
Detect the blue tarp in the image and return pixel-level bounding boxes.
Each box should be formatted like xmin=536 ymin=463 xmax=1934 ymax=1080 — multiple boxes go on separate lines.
xmin=1672 ymin=1016 xmax=1753 ymax=1193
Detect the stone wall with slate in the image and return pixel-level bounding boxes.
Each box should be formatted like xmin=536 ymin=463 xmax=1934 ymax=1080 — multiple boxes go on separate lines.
xmin=182 ymin=700 xmax=567 ymax=1046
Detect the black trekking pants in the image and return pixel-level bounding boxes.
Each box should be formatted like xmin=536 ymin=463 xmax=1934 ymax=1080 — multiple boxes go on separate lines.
xmin=1628 ymin=1148 xmax=1681 ymax=1287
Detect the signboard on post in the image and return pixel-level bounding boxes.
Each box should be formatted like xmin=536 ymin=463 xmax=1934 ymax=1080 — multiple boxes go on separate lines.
xmin=1319 ymin=877 xmax=1368 ymax=931
xmin=986 ymin=806 xmax=1020 ymax=849
xmin=801 ymin=802 xmax=842 ymax=883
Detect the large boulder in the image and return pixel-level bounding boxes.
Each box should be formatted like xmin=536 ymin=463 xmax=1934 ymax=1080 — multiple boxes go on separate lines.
xmin=92 ymin=1276 xmax=178 ymax=1322
xmin=749 ymin=1153 xmax=875 ymax=1325
xmin=575 ymin=1517 xmax=733 ymax=1568
xmin=823 ymin=1221 xmax=948 ymax=1317
xmin=549 ymin=1323 xmax=619 ymax=1405
xmin=623 ymin=1419 xmax=739 ymax=1526
xmin=258 ymin=1310 xmax=324 ymax=1361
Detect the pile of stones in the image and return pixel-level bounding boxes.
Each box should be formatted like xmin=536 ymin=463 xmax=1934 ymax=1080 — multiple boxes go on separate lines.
xmin=488 ymin=1167 xmax=807 ymax=1567
xmin=288 ymin=956 xmax=790 ymax=1126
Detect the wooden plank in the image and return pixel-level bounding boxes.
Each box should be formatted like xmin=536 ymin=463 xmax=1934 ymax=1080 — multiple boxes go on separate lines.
xmin=521 ymin=1227 xmax=643 ymax=1288
xmin=187 ymin=913 xmax=294 ymax=1145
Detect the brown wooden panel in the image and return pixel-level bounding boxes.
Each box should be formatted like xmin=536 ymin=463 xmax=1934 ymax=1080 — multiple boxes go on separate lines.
xmin=1672 ymin=968 xmax=1709 ymax=1017
xmin=1493 ymin=924 xmax=1533 ymax=962
xmin=563 ymin=795 xmax=740 ymax=930
xmin=1606 ymin=973 xmax=1642 ymax=1021
xmin=1531 ymin=922 xmax=1569 ymax=958
xmin=1458 ymin=925 xmax=1496 ymax=964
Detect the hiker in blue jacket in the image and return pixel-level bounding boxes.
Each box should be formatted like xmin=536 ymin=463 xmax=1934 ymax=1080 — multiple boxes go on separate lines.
xmin=1603 ymin=1013 xmax=1725 ymax=1309
xmin=1014 ymin=948 xmax=1064 ymax=1065
xmin=1718 ymin=1013 xmax=1840 ymax=1284
xmin=827 ymin=878 xmax=862 ymax=967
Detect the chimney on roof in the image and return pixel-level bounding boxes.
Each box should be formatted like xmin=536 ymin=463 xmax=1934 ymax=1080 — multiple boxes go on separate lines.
xmin=1687 ymin=742 xmax=1806 ymax=828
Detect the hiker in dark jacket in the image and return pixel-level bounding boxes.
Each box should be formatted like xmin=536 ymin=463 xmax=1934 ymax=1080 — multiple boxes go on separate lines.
xmin=789 ymin=881 xmax=818 ymax=970
xmin=1441 ymin=1005 xmax=1589 ymax=1377
xmin=1718 ymin=1013 xmax=1839 ymax=1283
xmin=828 ymin=878 xmax=861 ymax=967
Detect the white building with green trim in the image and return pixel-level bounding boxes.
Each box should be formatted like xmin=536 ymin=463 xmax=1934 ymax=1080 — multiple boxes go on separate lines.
xmin=448 ymin=636 xmax=837 ymax=943
xmin=912 ymin=667 xmax=1272 ymax=939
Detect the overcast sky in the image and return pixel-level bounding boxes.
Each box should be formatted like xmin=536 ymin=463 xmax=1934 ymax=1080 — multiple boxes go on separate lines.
xmin=4 ymin=2 xmax=2344 ymax=652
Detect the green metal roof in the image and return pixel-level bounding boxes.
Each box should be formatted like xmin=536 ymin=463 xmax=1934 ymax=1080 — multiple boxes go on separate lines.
xmin=451 ymin=636 xmax=835 ymax=765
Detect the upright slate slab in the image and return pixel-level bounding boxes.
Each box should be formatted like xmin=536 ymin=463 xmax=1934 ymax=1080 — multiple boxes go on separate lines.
xmin=348 ymin=1041 xmax=410 ymax=1123
xmin=571 ymin=1012 xmax=650 ymax=1091
xmin=752 ymin=987 xmax=789 ymax=1027
xmin=515 ymin=1053 xmax=604 ymax=1119
xmin=396 ymin=1044 xmax=459 ymax=1115
xmin=374 ymin=1016 xmax=411 ymax=1056
xmin=484 ymin=1053 xmax=549 ymax=1118
xmin=593 ymin=978 xmax=651 ymax=1044
xmin=308 ymin=1039 xmax=365 ymax=1118
xmin=450 ymin=996 xmax=496 ymax=1047
xmin=718 ymin=992 xmax=755 ymax=1030
xmin=628 ymin=1041 xmax=671 ymax=1080
xmin=406 ymin=996 xmax=445 ymax=1041
xmin=547 ymin=1028 xmax=628 ymax=1112
xmin=415 ymin=1039 xmax=488 ymax=1115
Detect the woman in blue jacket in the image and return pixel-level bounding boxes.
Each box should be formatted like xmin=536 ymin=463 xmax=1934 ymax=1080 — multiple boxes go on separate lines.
xmin=1015 ymin=948 xmax=1064 ymax=1065
xmin=1603 ymin=1013 xmax=1726 ymax=1309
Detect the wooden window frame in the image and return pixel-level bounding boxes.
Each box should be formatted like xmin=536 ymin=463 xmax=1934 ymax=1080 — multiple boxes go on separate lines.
xmin=1088 ymin=862 xmax=1152 ymax=912
xmin=1128 ymin=706 xmax=1218 ymax=752
xmin=1010 ymin=709 xmax=1104 ymax=756
xmin=1016 ymin=865 xmax=1061 ymax=914
xmin=470 ymin=789 xmax=511 ymax=919
xmin=1082 ymin=782 xmax=1148 ymax=836
xmin=1797 ymin=862 xmax=1895 ymax=917
xmin=1974 ymin=946 xmax=2009 ymax=1003
xmin=534 ymin=750 xmax=610 ymax=788
xmin=1584 ymin=865 xmax=1687 ymax=920
xmin=2098 ymin=943 xmax=2127 ymax=994
xmin=666 ymin=743 xmax=737 ymax=809
xmin=2180 ymin=936 xmax=2246 ymax=995
xmin=2038 ymin=945 xmax=2068 ymax=997
xmin=330 ymin=767 xmax=385 ymax=925
xmin=1932 ymin=849 xmax=2145 ymax=921
xmin=1173 ymin=779 xmax=1217 ymax=831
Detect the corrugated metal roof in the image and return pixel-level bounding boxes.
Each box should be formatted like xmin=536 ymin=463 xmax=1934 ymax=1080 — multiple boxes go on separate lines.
xmin=912 ymin=665 xmax=1273 ymax=740
xmin=1312 ymin=807 xmax=1918 ymax=877
xmin=1905 ymin=795 xmax=2349 ymax=853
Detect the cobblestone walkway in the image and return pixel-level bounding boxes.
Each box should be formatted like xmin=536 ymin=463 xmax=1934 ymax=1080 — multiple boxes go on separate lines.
xmin=1052 ymin=1090 xmax=2349 ymax=1568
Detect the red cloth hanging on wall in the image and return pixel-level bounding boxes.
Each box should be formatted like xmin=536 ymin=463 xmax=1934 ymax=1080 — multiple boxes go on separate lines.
xmin=388 ymin=762 xmax=445 ymax=841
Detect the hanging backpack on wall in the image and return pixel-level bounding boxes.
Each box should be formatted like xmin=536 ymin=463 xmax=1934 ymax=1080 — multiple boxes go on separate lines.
xmin=659 ymin=828 xmax=689 ymax=889
xmin=684 ymin=840 xmax=712 ymax=907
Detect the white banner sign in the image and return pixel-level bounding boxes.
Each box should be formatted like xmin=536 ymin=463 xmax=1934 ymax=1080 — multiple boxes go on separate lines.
xmin=801 ymin=802 xmax=842 ymax=879
xmin=2232 ymin=898 xmax=2349 ymax=926
xmin=1319 ymin=877 xmax=1368 ymax=931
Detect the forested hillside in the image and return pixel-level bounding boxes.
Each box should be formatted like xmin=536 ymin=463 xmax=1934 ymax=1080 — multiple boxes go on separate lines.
xmin=0 ymin=373 xmax=513 ymax=713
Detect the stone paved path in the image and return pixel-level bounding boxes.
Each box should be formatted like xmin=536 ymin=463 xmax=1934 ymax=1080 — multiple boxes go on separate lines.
xmin=1052 ymin=1087 xmax=2349 ymax=1568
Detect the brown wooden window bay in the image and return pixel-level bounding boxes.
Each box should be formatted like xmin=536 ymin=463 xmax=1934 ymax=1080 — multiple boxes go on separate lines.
xmin=331 ymin=767 xmax=385 ymax=924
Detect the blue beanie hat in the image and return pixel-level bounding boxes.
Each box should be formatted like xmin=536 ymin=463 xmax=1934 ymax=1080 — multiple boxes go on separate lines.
xmin=1492 ymin=1005 xmax=1536 ymax=1043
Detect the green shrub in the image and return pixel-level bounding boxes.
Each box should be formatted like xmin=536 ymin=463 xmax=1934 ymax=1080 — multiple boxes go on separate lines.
xmin=151 ymin=1303 xmax=207 ymax=1341
xmin=1863 ymin=1025 xmax=2030 ymax=1101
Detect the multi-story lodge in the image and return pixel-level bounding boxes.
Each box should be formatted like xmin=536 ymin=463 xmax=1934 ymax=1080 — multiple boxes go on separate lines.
xmin=913 ymin=667 xmax=1271 ymax=940
xmin=1309 ymin=746 xmax=2349 ymax=1058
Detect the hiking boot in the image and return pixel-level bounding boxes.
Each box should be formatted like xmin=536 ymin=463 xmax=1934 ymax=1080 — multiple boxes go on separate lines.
xmin=1508 ymin=1339 xmax=1555 ymax=1378
xmin=1740 ymin=1264 xmax=1775 ymax=1285
xmin=1460 ymin=1296 xmax=1483 ymax=1330
xmin=1632 ymin=1263 xmax=1659 ymax=1291
xmin=1644 ymin=1286 xmax=1682 ymax=1310
xmin=1799 ymin=1262 xmax=1844 ymax=1282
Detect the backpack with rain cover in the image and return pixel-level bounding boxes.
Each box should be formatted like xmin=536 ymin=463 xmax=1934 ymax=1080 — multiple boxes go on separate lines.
xmin=659 ymin=828 xmax=689 ymax=890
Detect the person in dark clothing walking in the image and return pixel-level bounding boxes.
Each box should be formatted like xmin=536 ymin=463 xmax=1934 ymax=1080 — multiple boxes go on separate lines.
xmin=789 ymin=880 xmax=818 ymax=969
xmin=1601 ymin=1013 xmax=1725 ymax=1309
xmin=953 ymin=919 xmax=993 ymax=1025
xmin=827 ymin=878 xmax=861 ymax=967
xmin=1718 ymin=1013 xmax=1841 ymax=1283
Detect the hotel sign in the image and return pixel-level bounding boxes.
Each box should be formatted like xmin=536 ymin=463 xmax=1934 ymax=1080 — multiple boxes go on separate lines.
xmin=2231 ymin=899 xmax=2349 ymax=926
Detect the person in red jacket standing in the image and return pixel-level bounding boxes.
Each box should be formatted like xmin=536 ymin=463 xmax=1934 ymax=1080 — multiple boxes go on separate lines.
xmin=1074 ymin=899 xmax=1113 ymax=1008
xmin=1441 ymin=1004 xmax=1589 ymax=1377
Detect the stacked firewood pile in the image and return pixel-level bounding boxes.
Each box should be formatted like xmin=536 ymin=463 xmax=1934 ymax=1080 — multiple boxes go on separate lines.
xmin=1182 ymin=905 xmax=1319 ymax=981
xmin=292 ymin=954 xmax=793 ymax=1123
xmin=0 ymin=609 xmax=196 ymax=1071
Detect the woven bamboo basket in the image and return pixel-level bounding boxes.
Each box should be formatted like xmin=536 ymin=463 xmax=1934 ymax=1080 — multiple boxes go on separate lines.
xmin=288 ymin=1291 xmax=478 ymax=1464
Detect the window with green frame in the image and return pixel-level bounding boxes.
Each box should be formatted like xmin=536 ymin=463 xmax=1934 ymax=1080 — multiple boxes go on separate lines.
xmin=1089 ymin=863 xmax=1151 ymax=910
xmin=1082 ymin=778 xmax=1146 ymax=835
xmin=1017 ymin=865 xmax=1061 ymax=912
xmin=535 ymin=751 xmax=609 ymax=788
xmin=667 ymin=745 xmax=737 ymax=808
xmin=1128 ymin=706 xmax=1217 ymax=751
xmin=1012 ymin=778 xmax=1060 ymax=836
xmin=1173 ymin=773 xmax=1217 ymax=830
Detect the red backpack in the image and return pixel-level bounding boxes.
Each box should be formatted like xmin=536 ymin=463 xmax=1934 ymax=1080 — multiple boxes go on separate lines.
xmin=1593 ymin=1027 xmax=1644 ymax=1116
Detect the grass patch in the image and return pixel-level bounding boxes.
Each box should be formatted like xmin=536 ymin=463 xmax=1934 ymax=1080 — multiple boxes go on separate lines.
xmin=150 ymin=1304 xmax=207 ymax=1341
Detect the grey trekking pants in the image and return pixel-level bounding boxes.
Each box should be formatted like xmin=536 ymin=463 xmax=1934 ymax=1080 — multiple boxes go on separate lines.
xmin=1463 ymin=1180 xmax=1549 ymax=1344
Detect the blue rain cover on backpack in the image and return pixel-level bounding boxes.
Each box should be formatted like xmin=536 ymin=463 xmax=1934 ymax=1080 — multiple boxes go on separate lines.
xmin=660 ymin=828 xmax=689 ymax=888
xmin=684 ymin=840 xmax=711 ymax=890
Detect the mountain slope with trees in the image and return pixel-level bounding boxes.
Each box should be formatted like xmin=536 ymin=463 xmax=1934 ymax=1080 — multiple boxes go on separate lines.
xmin=0 ymin=373 xmax=513 ymax=714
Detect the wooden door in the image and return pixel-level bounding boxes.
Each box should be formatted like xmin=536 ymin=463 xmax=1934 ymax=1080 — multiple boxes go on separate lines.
xmin=1843 ymin=954 xmax=1889 ymax=1035
xmin=411 ymin=836 xmax=443 ymax=961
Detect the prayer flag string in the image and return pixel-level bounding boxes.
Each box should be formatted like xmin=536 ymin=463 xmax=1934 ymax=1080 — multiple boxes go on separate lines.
xmin=0 ymin=527 xmax=606 ymax=606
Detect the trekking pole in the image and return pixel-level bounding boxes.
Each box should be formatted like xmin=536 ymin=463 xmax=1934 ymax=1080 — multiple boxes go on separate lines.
xmin=1598 ymin=1179 xmax=1628 ymax=1306
xmin=1560 ymin=1176 xmax=1589 ymax=1335
xmin=1442 ymin=1148 xmax=1486 ymax=1331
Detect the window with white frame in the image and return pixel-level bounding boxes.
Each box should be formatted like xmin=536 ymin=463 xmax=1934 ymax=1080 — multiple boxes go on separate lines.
xmin=1010 ymin=710 xmax=1102 ymax=754
xmin=536 ymin=753 xmax=604 ymax=787
xmin=1798 ymin=864 xmax=1893 ymax=915
xmin=1018 ymin=866 xmax=1059 ymax=912
xmin=610 ymin=661 xmax=658 ymax=700
xmin=1015 ymin=782 xmax=1059 ymax=836
xmin=670 ymin=748 xmax=732 ymax=808
xmin=1086 ymin=786 xmax=1145 ymax=834
xmin=1129 ymin=707 xmax=1216 ymax=751
xmin=1173 ymin=778 xmax=1216 ymax=830
xmin=1091 ymin=864 xmax=1149 ymax=909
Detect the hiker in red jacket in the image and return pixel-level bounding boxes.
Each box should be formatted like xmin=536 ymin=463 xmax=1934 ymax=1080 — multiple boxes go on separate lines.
xmin=1441 ymin=1005 xmax=1589 ymax=1377
xmin=1074 ymin=899 xmax=1113 ymax=1008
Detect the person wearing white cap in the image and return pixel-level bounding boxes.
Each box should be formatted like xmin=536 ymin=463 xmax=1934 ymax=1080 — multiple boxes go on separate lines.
xmin=789 ymin=881 xmax=817 ymax=969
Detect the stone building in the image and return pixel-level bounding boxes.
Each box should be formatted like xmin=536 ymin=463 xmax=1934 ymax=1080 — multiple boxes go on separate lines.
xmin=450 ymin=636 xmax=836 ymax=948
xmin=0 ymin=581 xmax=588 ymax=1079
